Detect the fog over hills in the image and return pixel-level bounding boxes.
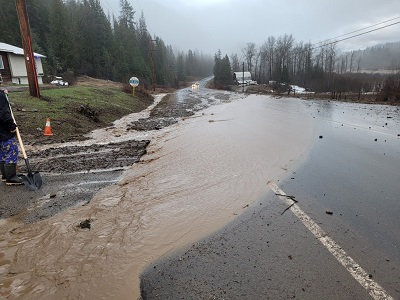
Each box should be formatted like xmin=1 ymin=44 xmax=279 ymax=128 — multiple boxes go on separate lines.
xmin=341 ymin=42 xmax=400 ymax=72
xmin=100 ymin=0 xmax=400 ymax=55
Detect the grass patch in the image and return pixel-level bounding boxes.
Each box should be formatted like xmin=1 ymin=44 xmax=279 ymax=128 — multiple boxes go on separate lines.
xmin=8 ymin=86 xmax=153 ymax=144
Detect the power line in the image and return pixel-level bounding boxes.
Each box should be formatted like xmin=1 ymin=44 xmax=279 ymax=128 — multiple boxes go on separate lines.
xmin=132 ymin=0 xmax=143 ymax=13
xmin=100 ymin=0 xmax=144 ymax=18
xmin=99 ymin=0 xmax=118 ymax=17
xmin=286 ymin=19 xmax=400 ymax=59
xmin=315 ymin=21 xmax=400 ymax=50
xmin=319 ymin=16 xmax=400 ymax=45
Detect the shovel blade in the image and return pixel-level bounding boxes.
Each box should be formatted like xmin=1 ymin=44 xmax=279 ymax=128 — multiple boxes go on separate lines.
xmin=20 ymin=172 xmax=42 ymax=191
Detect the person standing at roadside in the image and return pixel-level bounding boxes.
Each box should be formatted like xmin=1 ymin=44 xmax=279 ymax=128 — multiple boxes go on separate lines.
xmin=0 ymin=89 xmax=23 ymax=185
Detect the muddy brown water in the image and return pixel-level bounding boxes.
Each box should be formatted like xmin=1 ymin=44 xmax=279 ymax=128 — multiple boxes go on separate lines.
xmin=0 ymin=92 xmax=315 ymax=299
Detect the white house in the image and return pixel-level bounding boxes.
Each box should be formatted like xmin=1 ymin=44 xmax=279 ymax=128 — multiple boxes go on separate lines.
xmin=233 ymin=71 xmax=257 ymax=85
xmin=0 ymin=42 xmax=46 ymax=85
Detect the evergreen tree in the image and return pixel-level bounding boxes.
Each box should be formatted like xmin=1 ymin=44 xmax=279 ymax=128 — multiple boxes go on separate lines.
xmin=75 ymin=0 xmax=115 ymax=78
xmin=214 ymin=51 xmax=232 ymax=86
xmin=185 ymin=49 xmax=195 ymax=77
xmin=47 ymin=0 xmax=76 ymax=75
xmin=0 ymin=0 xmax=213 ymax=87
xmin=166 ymin=45 xmax=177 ymax=87
xmin=137 ymin=11 xmax=152 ymax=83
xmin=153 ymin=37 xmax=168 ymax=85
xmin=176 ymin=53 xmax=185 ymax=82
xmin=220 ymin=54 xmax=232 ymax=85
xmin=115 ymin=0 xmax=143 ymax=81
xmin=0 ymin=0 xmax=21 ymax=46
xmin=213 ymin=49 xmax=222 ymax=85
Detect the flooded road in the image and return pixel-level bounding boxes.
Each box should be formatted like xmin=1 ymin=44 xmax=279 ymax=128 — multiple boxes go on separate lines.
xmin=0 ymin=88 xmax=315 ymax=299
xmin=1 ymin=85 xmax=398 ymax=299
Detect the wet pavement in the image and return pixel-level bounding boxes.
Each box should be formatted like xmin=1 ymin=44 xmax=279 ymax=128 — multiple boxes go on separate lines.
xmin=140 ymin=99 xmax=400 ymax=300
xmin=140 ymin=190 xmax=385 ymax=300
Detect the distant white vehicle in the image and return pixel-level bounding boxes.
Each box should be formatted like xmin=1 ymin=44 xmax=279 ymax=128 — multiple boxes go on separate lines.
xmin=236 ymin=79 xmax=258 ymax=86
xmin=50 ymin=77 xmax=68 ymax=86
xmin=290 ymin=85 xmax=314 ymax=94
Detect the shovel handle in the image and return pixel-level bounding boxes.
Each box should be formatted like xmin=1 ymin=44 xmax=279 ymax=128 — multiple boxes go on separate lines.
xmin=15 ymin=127 xmax=28 ymax=160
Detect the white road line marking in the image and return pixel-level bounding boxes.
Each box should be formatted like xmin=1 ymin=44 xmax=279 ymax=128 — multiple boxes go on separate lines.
xmin=267 ymin=181 xmax=394 ymax=300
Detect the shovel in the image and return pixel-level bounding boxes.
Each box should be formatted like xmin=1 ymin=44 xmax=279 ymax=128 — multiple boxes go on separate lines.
xmin=5 ymin=93 xmax=42 ymax=190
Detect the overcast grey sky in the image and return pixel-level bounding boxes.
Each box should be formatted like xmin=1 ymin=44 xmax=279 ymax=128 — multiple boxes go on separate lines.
xmin=101 ymin=0 xmax=400 ymax=56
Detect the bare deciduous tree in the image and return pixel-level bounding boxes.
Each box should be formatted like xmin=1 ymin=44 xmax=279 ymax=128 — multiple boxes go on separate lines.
xmin=266 ymin=36 xmax=276 ymax=80
xmin=227 ymin=34 xmax=393 ymax=98
xmin=230 ymin=53 xmax=240 ymax=72
xmin=349 ymin=51 xmax=355 ymax=73
xmin=356 ymin=56 xmax=362 ymax=73
xmin=242 ymin=42 xmax=257 ymax=74
xmin=275 ymin=34 xmax=294 ymax=82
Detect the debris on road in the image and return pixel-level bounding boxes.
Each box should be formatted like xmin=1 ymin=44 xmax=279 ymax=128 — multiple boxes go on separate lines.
xmin=78 ymin=219 xmax=91 ymax=229
xmin=275 ymin=193 xmax=298 ymax=215
xmin=127 ymin=117 xmax=178 ymax=131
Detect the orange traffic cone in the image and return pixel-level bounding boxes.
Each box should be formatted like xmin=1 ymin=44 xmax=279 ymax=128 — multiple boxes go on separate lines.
xmin=43 ymin=118 xmax=53 ymax=136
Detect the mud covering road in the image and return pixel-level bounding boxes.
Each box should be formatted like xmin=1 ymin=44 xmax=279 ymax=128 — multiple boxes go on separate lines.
xmin=0 ymin=87 xmax=214 ymax=222
xmin=0 ymin=79 xmax=252 ymax=299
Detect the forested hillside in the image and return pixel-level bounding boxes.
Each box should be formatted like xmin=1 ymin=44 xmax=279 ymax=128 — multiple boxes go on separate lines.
xmin=0 ymin=0 xmax=214 ymax=86
xmin=210 ymin=34 xmax=398 ymax=102
xmin=341 ymin=42 xmax=400 ymax=71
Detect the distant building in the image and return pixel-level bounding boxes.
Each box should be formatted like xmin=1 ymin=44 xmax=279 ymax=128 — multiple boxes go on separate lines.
xmin=233 ymin=71 xmax=252 ymax=85
xmin=233 ymin=71 xmax=258 ymax=85
xmin=0 ymin=42 xmax=46 ymax=85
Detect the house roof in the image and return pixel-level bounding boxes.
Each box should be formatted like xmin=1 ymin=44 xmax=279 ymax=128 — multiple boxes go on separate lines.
xmin=0 ymin=42 xmax=46 ymax=58
xmin=234 ymin=71 xmax=251 ymax=77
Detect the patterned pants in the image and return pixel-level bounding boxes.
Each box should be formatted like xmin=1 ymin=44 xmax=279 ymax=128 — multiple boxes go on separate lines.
xmin=0 ymin=137 xmax=19 ymax=164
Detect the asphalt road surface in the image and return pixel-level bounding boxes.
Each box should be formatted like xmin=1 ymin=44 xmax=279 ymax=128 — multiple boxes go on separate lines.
xmin=141 ymin=99 xmax=400 ymax=299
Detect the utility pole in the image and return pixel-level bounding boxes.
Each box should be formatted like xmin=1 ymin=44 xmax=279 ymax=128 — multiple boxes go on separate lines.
xmin=169 ymin=63 xmax=178 ymax=89
xmin=242 ymin=62 xmax=245 ymax=93
xmin=149 ymin=39 xmax=157 ymax=91
xmin=15 ymin=0 xmax=40 ymax=98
